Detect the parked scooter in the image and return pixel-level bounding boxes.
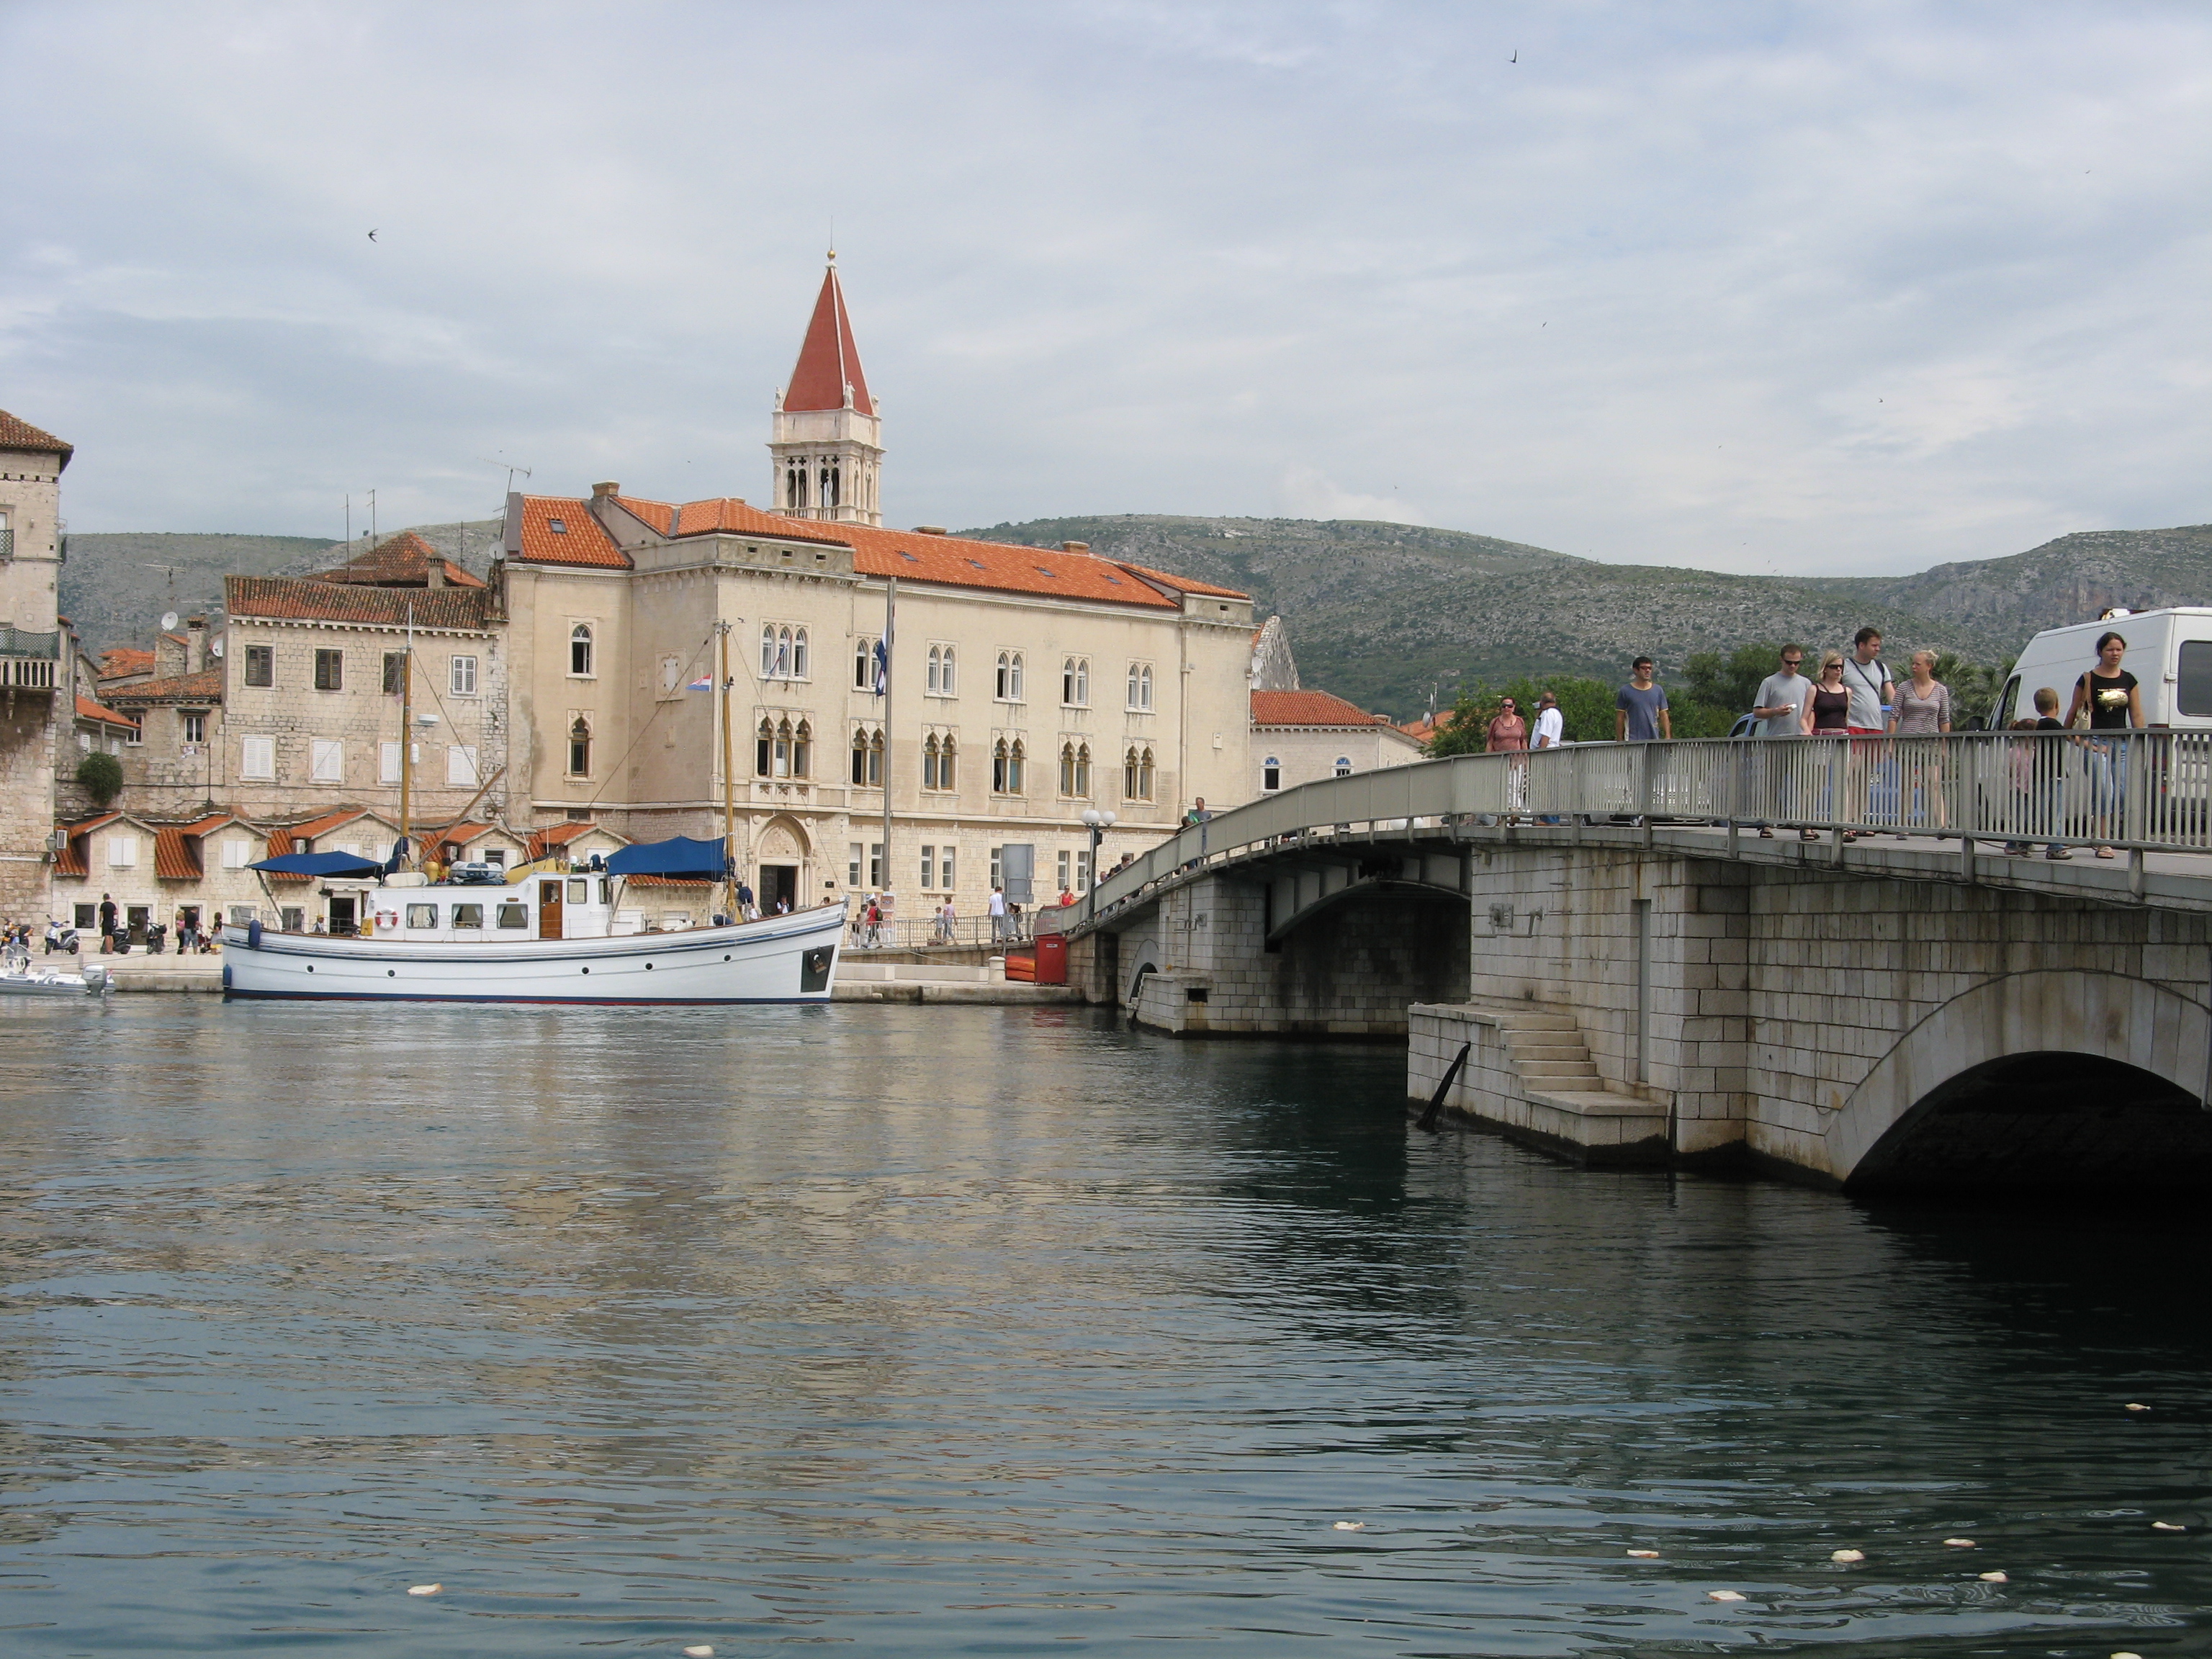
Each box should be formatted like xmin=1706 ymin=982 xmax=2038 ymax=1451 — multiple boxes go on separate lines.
xmin=44 ymin=918 xmax=78 ymax=956
xmin=145 ymin=922 xmax=167 ymax=956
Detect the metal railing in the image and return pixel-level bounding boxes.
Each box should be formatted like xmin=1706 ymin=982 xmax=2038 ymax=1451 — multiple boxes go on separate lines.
xmin=842 ymin=912 xmax=1041 ymax=950
xmin=1083 ymin=732 xmax=2212 ymax=925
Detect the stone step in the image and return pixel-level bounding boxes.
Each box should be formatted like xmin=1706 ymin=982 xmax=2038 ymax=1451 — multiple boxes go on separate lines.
xmin=1520 ymin=1061 xmax=1602 ymax=1082
xmin=1506 ymin=1040 xmax=1589 ymax=1061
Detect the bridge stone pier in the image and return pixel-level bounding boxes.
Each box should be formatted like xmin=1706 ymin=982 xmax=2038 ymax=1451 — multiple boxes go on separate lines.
xmin=1066 ymin=745 xmax=2212 ymax=1192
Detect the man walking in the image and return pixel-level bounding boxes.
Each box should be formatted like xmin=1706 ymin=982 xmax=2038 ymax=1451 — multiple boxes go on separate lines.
xmin=987 ymin=883 xmax=1008 ymax=944
xmin=1614 ymin=659 xmax=1671 ymax=742
xmin=1750 ymin=645 xmax=1812 ymax=836
xmin=1840 ymin=626 xmax=1896 ymax=829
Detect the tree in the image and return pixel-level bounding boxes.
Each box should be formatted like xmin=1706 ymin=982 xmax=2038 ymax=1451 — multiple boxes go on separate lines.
xmin=1424 ymin=675 xmax=1622 ymax=753
xmin=76 ymin=750 xmax=122 ymax=807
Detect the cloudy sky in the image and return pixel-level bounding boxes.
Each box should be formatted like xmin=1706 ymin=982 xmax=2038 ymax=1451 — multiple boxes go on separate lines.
xmin=4 ymin=1 xmax=2207 ymax=575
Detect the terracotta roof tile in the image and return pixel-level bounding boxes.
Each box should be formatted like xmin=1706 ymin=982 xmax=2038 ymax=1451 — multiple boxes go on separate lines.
xmin=824 ymin=521 xmax=1180 ymax=610
xmin=524 ymin=821 xmax=627 ymax=859
xmin=425 ymin=821 xmax=498 ymax=849
xmin=1251 ymin=689 xmax=1391 ymax=728
xmin=783 ymin=264 xmax=876 ymax=415
xmin=319 ymin=531 xmax=485 ymax=589
xmin=106 ymin=667 xmax=222 ymax=707
xmin=511 ymin=496 xmax=629 ymax=569
xmin=226 ymin=575 xmax=493 ymax=630
xmin=75 ymin=694 xmax=140 ymax=729
xmin=0 ymin=409 xmax=71 ymax=469
xmin=673 ymin=498 xmax=848 ymax=542
xmin=51 ymin=811 xmax=124 ymax=878
xmin=99 ymin=647 xmax=155 ymax=678
xmin=1115 ymin=562 xmax=1249 ymax=600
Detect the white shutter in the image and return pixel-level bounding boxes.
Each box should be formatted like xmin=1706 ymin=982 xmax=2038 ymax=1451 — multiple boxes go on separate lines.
xmin=240 ymin=736 xmax=275 ymax=780
xmin=380 ymin=741 xmax=402 ymax=783
xmin=446 ymin=745 xmax=478 ymax=786
xmin=222 ymin=838 xmax=251 ymax=868
xmin=310 ymin=739 xmax=343 ymax=783
xmin=107 ymin=835 xmax=138 ymax=868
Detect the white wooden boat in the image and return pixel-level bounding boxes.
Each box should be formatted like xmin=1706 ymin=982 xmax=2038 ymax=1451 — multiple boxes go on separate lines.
xmin=220 ymin=881 xmax=845 ymax=1004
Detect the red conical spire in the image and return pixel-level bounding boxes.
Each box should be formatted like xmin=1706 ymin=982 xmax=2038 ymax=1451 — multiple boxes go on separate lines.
xmin=783 ymin=256 xmax=875 ymax=415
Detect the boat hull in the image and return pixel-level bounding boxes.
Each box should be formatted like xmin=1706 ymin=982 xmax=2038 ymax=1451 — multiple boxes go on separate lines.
xmin=219 ymin=904 xmax=845 ymax=1004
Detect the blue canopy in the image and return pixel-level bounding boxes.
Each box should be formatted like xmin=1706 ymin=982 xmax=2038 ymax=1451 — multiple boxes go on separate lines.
xmin=250 ymin=850 xmax=387 ymax=878
xmin=604 ymin=835 xmax=727 ymax=879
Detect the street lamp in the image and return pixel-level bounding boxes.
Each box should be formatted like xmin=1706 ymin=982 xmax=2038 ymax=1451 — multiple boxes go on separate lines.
xmin=1079 ymin=808 xmax=1116 ymax=923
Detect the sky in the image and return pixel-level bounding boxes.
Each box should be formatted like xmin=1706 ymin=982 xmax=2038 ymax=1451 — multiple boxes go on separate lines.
xmin=3 ymin=1 xmax=2208 ymax=576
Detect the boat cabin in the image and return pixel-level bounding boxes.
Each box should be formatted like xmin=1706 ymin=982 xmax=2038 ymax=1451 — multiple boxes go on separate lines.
xmin=354 ymin=873 xmax=644 ymax=942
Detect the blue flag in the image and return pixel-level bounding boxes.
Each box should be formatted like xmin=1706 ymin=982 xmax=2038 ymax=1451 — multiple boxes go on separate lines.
xmin=873 ymin=637 xmax=888 ymax=697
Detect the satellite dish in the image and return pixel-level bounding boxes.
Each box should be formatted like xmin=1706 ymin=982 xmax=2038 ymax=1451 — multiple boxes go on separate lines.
xmin=161 ymin=611 xmax=180 ymax=632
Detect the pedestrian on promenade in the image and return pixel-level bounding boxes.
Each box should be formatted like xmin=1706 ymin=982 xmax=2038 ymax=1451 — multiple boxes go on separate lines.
xmin=863 ymin=896 xmax=883 ymax=948
xmin=1750 ymin=644 xmax=1812 ymax=837
xmin=987 ymin=884 xmax=1008 ymax=943
xmin=1840 ymin=626 xmax=1895 ymax=827
xmin=1531 ymin=691 xmax=1566 ymax=822
xmin=1802 ymin=651 xmax=1853 ymax=840
xmin=2031 ymin=686 xmax=2069 ymax=858
xmin=935 ymin=897 xmax=956 ymax=944
xmin=1485 ymin=696 xmax=1530 ymax=820
xmin=98 ymin=893 xmax=117 ymax=953
xmin=1181 ymin=796 xmax=1212 ymax=868
xmin=1892 ymin=649 xmax=1954 ymax=832
xmin=2063 ymin=630 xmax=2142 ymax=858
xmin=1614 ymin=659 xmax=1671 ymax=741
xmin=736 ymin=878 xmax=757 ymax=921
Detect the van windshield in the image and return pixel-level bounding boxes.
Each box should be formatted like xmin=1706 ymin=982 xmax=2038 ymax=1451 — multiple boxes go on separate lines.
xmin=2180 ymin=642 xmax=2212 ymax=717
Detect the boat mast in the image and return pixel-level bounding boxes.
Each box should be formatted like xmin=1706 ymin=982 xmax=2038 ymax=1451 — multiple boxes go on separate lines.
xmin=400 ymin=599 xmax=413 ymax=868
xmin=719 ymin=619 xmax=735 ymax=912
xmin=882 ymin=575 xmax=895 ymax=907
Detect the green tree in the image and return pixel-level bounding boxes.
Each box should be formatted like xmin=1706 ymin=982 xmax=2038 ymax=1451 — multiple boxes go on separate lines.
xmin=1681 ymin=643 xmax=1788 ymax=723
xmin=76 ymin=750 xmax=122 ymax=807
xmin=1424 ymin=675 xmax=1622 ymax=753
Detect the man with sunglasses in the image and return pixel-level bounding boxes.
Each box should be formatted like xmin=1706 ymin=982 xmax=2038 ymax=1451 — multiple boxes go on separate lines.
xmin=1749 ymin=644 xmax=1813 ymax=837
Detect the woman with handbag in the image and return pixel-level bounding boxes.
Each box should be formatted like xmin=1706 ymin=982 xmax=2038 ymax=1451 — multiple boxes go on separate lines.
xmin=2062 ymin=631 xmax=2143 ymax=858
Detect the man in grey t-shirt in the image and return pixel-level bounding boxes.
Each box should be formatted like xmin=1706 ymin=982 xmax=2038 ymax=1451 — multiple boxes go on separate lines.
xmin=1749 ymin=644 xmax=1812 ymax=835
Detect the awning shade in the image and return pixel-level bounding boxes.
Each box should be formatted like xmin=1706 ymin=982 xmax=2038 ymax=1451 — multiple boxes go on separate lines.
xmin=604 ymin=835 xmax=727 ymax=878
xmin=250 ymin=850 xmax=387 ymax=878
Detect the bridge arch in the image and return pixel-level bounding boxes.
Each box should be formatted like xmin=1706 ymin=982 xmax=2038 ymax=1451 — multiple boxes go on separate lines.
xmin=1828 ymin=968 xmax=2212 ymax=1192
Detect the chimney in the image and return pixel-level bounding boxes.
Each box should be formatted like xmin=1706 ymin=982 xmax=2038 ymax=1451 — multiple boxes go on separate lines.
xmin=426 ymin=558 xmax=446 ymax=588
xmin=185 ymin=616 xmax=207 ymax=673
xmin=592 ymin=481 xmax=619 ymax=498
xmin=1061 ymin=541 xmax=1090 ymax=554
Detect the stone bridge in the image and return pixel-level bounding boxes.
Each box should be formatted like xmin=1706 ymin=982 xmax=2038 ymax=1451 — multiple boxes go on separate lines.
xmin=1061 ymin=741 xmax=2212 ymax=1192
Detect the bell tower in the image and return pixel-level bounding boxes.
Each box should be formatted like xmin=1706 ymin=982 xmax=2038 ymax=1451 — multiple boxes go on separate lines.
xmin=770 ymin=253 xmax=883 ymax=526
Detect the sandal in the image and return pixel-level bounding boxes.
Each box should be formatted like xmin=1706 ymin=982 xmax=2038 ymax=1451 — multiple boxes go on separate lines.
xmin=1758 ymin=827 xmax=1774 ymax=839
xmin=1799 ymin=829 xmax=1819 ymax=842
xmin=1842 ymin=831 xmax=1861 ymax=843
xmin=2095 ymin=846 xmax=2116 ymax=859
xmin=2046 ymin=848 xmax=2072 ymax=860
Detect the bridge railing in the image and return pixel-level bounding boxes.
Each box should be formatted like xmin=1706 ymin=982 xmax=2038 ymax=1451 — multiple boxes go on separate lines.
xmin=1082 ymin=732 xmax=2212 ymax=925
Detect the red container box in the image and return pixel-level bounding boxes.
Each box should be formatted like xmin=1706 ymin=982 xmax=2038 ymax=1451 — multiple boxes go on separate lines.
xmin=1033 ymin=933 xmax=1069 ymax=985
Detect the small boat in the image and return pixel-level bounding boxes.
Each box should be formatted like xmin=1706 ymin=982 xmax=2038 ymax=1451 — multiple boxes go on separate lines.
xmin=0 ymin=948 xmax=111 ymax=997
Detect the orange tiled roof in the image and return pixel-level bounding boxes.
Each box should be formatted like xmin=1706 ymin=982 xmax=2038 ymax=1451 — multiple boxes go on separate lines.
xmin=511 ymin=496 xmax=629 ymax=569
xmin=624 ymin=874 xmax=714 ymax=888
xmin=150 ymin=814 xmax=239 ymax=881
xmin=99 ymin=646 xmax=156 ymax=678
xmin=75 ymin=694 xmax=140 ymax=730
xmin=676 ymin=498 xmax=849 ymax=542
xmin=262 ymin=809 xmax=388 ymax=880
xmin=106 ymin=667 xmax=222 ymax=707
xmin=0 ymin=409 xmax=71 ymax=469
xmin=226 ymin=575 xmax=493 ymax=631
xmin=524 ymin=821 xmax=626 ymax=859
xmin=426 ymin=821 xmax=498 ymax=850
xmin=51 ymin=811 xmax=124 ymax=878
xmin=784 ymin=263 xmax=876 ymax=415
xmin=1251 ymin=689 xmax=1392 ymax=729
xmin=319 ymin=531 xmax=486 ymax=590
xmin=830 ymin=521 xmax=1181 ymax=610
xmin=1117 ymin=562 xmax=1249 ymax=600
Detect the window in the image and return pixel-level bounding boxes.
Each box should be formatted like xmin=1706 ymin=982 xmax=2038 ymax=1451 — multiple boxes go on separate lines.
xmin=124 ymin=721 xmax=142 ymax=747
xmin=449 ymin=655 xmax=478 ymax=696
xmin=75 ymin=903 xmax=96 ymax=930
xmin=793 ymin=720 xmax=811 ymax=778
xmin=868 ymin=842 xmax=884 ymax=887
xmin=659 ymin=655 xmax=683 ymax=698
xmin=451 ymin=904 xmax=485 ymax=930
xmin=927 ymin=644 xmax=956 ymax=696
xmin=922 ymin=734 xmax=940 ymax=791
xmin=567 ymin=718 xmax=590 ymax=777
xmin=1060 ymin=741 xmax=1091 ymax=797
xmin=993 ymin=738 xmax=1024 ymax=795
xmin=1127 ymin=662 xmax=1154 ymax=711
xmin=921 ymin=845 xmax=936 ymax=889
xmin=1334 ymin=756 xmax=1354 ymax=778
xmin=380 ymin=741 xmax=402 ymax=784
xmin=792 ymin=628 xmax=808 ymax=680
xmin=107 ymin=834 xmax=138 ymax=868
xmin=570 ymin=624 xmax=594 ymax=678
xmin=240 ymin=736 xmax=275 ymax=780
xmin=1123 ymin=745 xmax=1155 ymax=801
xmin=311 ymin=739 xmax=343 ymax=783
xmin=941 ymin=845 xmax=956 ymax=890
xmin=1057 ymin=849 xmax=1071 ymax=892
xmin=1061 ymin=657 xmax=1089 ymax=706
xmin=1076 ymin=850 xmax=1092 ymax=892
xmin=761 ymin=626 xmax=778 ymax=678
xmin=228 ymin=905 xmax=256 ymax=926
xmin=313 ymin=649 xmax=343 ymax=691
xmin=383 ymin=652 xmax=406 ymax=694
xmin=181 ymin=710 xmax=207 ymax=745
xmin=2179 ymin=642 xmax=2212 ymax=716
xmin=496 ymin=903 xmax=529 ymax=929
xmin=448 ymin=746 xmax=479 ymax=787
xmin=756 ymin=719 xmax=774 ymax=778
xmin=244 ymin=645 xmax=273 ymax=688
xmin=996 ymin=651 xmax=1025 ymax=701
xmin=990 ymin=847 xmax=1002 ymax=889
xmin=406 ymin=903 xmax=439 ymax=929
xmin=850 ymin=727 xmax=883 ymax=788
xmin=1263 ymin=755 xmax=1282 ymax=791
xmin=927 ymin=645 xmax=943 ymax=695
xmin=775 ymin=719 xmax=794 ymax=779
xmin=854 ymin=636 xmax=875 ymax=690
xmin=222 ymin=838 xmax=251 ymax=869
xmin=849 ymin=842 xmax=863 ymax=886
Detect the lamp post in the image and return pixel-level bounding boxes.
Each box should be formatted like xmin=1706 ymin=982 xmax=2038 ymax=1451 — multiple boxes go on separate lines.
xmin=1079 ymin=807 xmax=1115 ymax=923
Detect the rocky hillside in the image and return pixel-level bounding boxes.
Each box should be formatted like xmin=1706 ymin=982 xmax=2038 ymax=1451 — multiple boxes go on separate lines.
xmin=963 ymin=515 xmax=2212 ymax=719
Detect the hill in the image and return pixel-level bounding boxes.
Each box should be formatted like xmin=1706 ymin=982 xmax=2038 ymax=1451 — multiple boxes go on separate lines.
xmin=961 ymin=515 xmax=2212 ymax=719
xmin=60 ymin=523 xmax=500 ymax=656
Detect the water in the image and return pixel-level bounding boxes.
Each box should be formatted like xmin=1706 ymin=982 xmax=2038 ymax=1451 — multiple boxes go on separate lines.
xmin=0 ymin=1000 xmax=2205 ymax=1657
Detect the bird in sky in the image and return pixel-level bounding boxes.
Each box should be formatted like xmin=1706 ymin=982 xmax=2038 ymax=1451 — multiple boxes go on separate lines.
xmin=367 ymin=229 xmax=378 ymax=242
xmin=1510 ymin=48 xmax=1517 ymax=63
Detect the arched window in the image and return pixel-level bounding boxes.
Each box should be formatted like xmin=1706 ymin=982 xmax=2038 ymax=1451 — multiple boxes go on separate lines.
xmin=570 ymin=624 xmax=593 ymax=678
xmin=786 ymin=460 xmax=808 ymax=511
xmin=996 ymin=651 xmax=1023 ymax=701
xmin=775 ymin=628 xmax=792 ymax=679
xmin=1139 ymin=747 xmax=1155 ymax=799
xmin=774 ymin=719 xmax=794 ymax=778
xmin=567 ymin=716 xmax=591 ymax=777
xmin=996 ymin=652 xmax=1011 ymax=699
xmin=1062 ymin=657 xmax=1088 ymax=706
xmin=854 ymin=636 xmax=873 ymax=690
xmin=792 ymin=720 xmax=811 ymax=778
xmin=927 ymin=646 xmax=943 ymax=696
xmin=1126 ymin=663 xmax=1141 ymax=709
xmin=757 ymin=718 xmax=775 ymax=777
xmin=1074 ymin=742 xmax=1091 ymax=796
xmin=992 ymin=739 xmax=1010 ymax=793
xmin=922 ymin=733 xmax=941 ymax=791
xmin=791 ymin=628 xmax=808 ymax=680
xmin=1008 ymin=737 xmax=1025 ymax=794
xmin=1139 ymin=665 xmax=1154 ymax=710
xmin=1059 ymin=742 xmax=1076 ymax=796
xmin=940 ymin=733 xmax=956 ymax=791
xmin=940 ymin=645 xmax=956 ymax=696
xmin=1123 ymin=746 xmax=1141 ymax=799
xmin=1334 ymin=756 xmax=1354 ymax=778
xmin=820 ymin=459 xmax=840 ymax=509
xmin=1263 ymin=755 xmax=1282 ymax=791
xmin=760 ymin=626 xmax=777 ymax=678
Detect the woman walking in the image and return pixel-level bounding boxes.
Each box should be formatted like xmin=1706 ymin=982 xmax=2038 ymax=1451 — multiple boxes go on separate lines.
xmin=1485 ymin=696 xmax=1531 ymax=820
xmin=2063 ymin=631 xmax=2144 ymax=858
xmin=1802 ymin=652 xmax=1855 ymax=841
xmin=1891 ymin=649 xmax=1954 ymax=832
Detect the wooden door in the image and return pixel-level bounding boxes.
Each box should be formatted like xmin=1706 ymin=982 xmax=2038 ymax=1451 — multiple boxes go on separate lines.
xmin=539 ymin=880 xmax=564 ymax=940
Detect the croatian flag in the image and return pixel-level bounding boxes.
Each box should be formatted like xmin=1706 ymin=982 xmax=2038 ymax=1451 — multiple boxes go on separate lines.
xmin=686 ymin=673 xmax=713 ymax=691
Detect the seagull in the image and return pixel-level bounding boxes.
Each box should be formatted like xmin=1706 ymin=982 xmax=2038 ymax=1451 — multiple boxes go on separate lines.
xmin=367 ymin=229 xmax=378 ymax=242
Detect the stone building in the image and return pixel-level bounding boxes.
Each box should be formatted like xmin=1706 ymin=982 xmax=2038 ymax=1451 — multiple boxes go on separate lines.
xmin=50 ymin=807 xmax=269 ymax=942
xmin=0 ymin=410 xmax=71 ymax=918
xmin=1249 ymin=688 xmax=1425 ymax=796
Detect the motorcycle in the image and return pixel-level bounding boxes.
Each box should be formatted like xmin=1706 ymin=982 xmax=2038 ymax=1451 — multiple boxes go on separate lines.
xmin=44 ymin=919 xmax=78 ymax=956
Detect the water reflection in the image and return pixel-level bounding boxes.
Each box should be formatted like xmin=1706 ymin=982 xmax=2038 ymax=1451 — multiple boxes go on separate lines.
xmin=0 ymin=998 xmax=2203 ymax=1655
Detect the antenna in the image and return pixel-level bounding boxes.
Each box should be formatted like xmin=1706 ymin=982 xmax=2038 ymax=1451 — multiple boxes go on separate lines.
xmin=477 ymin=457 xmax=533 ymax=497
xmin=161 ymin=611 xmax=180 ymax=633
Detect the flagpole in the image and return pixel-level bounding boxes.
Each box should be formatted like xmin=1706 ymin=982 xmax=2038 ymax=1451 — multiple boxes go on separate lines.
xmin=719 ymin=620 xmax=736 ymax=916
xmin=881 ymin=575 xmax=895 ymax=909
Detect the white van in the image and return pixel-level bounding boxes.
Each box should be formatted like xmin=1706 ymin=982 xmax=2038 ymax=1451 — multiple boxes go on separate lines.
xmin=1995 ymin=608 xmax=2212 ymax=729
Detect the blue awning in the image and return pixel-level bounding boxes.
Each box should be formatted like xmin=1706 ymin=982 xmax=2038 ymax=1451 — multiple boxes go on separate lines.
xmin=604 ymin=835 xmax=727 ymax=878
xmin=250 ymin=850 xmax=387 ymax=878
